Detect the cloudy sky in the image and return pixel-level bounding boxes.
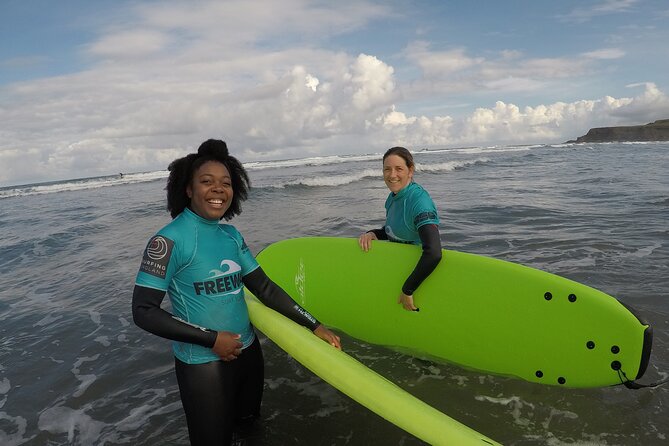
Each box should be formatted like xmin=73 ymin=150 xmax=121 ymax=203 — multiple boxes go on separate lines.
xmin=1 ymin=0 xmax=669 ymax=186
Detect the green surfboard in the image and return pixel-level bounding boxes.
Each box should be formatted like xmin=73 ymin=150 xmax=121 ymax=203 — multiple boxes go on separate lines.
xmin=244 ymin=295 xmax=501 ymax=445
xmin=256 ymin=237 xmax=652 ymax=388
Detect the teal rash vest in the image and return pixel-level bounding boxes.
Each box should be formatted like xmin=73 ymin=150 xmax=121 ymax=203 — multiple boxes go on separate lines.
xmin=135 ymin=207 xmax=259 ymax=364
xmin=384 ymin=181 xmax=440 ymax=244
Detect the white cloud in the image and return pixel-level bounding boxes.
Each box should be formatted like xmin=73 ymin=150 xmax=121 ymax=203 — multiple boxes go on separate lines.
xmin=402 ymin=42 xmax=594 ymax=100
xmin=2 ymin=42 xmax=667 ymax=186
xmin=482 ymin=77 xmax=546 ymax=92
xmin=350 ymin=54 xmax=396 ymax=111
xmin=405 ymin=41 xmax=482 ymax=77
xmin=561 ymin=0 xmax=640 ymax=22
xmin=86 ymin=30 xmax=171 ymax=59
xmin=0 ymin=1 xmax=667 ymax=186
xmin=581 ymin=48 xmax=626 ymax=59
xmin=371 ymin=82 xmax=669 ymax=147
xmin=305 ymin=74 xmax=320 ymax=92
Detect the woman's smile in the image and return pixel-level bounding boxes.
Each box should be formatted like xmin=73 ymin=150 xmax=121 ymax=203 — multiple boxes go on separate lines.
xmin=187 ymin=161 xmax=233 ymax=220
xmin=383 ymin=154 xmax=414 ymax=193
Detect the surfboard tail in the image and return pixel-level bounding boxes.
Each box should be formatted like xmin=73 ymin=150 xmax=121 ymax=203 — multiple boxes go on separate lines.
xmin=618 ymin=301 xmax=653 ymax=381
xmin=638 ymin=325 xmax=653 ymax=380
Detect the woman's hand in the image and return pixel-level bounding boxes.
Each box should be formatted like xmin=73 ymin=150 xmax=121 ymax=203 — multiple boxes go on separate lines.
xmin=212 ymin=331 xmax=243 ymax=361
xmin=358 ymin=232 xmax=378 ymax=252
xmin=313 ymin=324 xmax=342 ymax=350
xmin=398 ymin=292 xmax=419 ymax=311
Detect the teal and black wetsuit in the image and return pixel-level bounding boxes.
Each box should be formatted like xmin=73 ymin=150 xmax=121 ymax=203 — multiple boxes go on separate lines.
xmin=368 ymin=181 xmax=442 ymax=295
xmin=132 ymin=207 xmax=320 ymax=444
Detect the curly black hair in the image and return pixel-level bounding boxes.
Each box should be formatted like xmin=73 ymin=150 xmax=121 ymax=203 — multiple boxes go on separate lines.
xmin=166 ymin=139 xmax=250 ymax=220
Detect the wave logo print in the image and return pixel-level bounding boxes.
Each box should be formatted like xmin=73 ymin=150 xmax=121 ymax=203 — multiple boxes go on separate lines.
xmin=193 ymin=259 xmax=244 ymax=296
xmin=147 ymin=236 xmax=170 ymax=260
xmin=294 ymin=258 xmax=306 ymax=304
xmin=210 ymin=260 xmax=243 ymax=295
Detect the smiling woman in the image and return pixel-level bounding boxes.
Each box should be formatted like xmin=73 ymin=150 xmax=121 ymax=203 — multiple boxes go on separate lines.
xmin=165 ymin=139 xmax=251 ymax=221
xmin=186 ymin=161 xmax=234 ymax=221
xmin=131 ymin=139 xmax=341 ymax=445
xmin=358 ymin=146 xmax=442 ymax=312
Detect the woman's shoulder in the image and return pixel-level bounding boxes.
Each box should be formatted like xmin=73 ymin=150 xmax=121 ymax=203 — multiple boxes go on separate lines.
xmin=407 ymin=182 xmax=432 ymax=198
xmin=407 ymin=182 xmax=437 ymax=209
xmin=152 ymin=213 xmax=192 ymax=241
xmin=217 ymin=223 xmax=244 ymax=239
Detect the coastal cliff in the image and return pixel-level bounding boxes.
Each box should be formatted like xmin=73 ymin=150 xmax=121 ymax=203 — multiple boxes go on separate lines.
xmin=566 ymin=119 xmax=669 ymax=143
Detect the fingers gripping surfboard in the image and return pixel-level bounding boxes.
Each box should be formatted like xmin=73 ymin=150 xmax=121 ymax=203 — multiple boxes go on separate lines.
xmin=256 ymin=237 xmax=652 ymax=389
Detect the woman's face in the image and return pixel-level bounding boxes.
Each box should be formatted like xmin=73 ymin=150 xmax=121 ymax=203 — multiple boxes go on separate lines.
xmin=383 ymin=154 xmax=414 ymax=194
xmin=187 ymin=160 xmax=233 ymax=220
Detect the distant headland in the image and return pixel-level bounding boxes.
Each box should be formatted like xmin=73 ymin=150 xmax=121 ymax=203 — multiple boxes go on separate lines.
xmin=566 ymin=119 xmax=669 ymax=143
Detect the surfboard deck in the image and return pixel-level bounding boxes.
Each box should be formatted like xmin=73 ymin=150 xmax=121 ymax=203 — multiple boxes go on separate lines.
xmin=256 ymin=237 xmax=652 ymax=388
xmin=244 ymin=294 xmax=501 ymax=445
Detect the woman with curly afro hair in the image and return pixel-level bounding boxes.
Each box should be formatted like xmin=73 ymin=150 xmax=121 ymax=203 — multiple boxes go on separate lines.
xmin=132 ymin=139 xmax=341 ymax=445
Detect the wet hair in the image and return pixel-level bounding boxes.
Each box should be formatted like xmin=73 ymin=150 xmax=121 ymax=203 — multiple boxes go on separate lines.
xmin=166 ymin=139 xmax=250 ymax=220
xmin=383 ymin=146 xmax=414 ymax=169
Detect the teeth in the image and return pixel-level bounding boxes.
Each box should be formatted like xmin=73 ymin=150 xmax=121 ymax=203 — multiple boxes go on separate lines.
xmin=208 ymin=199 xmax=223 ymax=204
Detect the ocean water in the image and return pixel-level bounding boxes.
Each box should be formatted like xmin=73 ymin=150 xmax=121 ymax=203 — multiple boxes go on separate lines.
xmin=1 ymin=142 xmax=668 ymax=445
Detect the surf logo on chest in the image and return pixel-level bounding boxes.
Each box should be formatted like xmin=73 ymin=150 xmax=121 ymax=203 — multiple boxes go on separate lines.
xmin=140 ymin=235 xmax=174 ymax=278
xmin=384 ymin=226 xmax=412 ymax=244
xmin=193 ymin=259 xmax=243 ymax=296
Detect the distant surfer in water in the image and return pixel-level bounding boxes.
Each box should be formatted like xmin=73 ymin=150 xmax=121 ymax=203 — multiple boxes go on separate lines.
xmin=358 ymin=146 xmax=442 ymax=311
xmin=132 ymin=139 xmax=341 ymax=445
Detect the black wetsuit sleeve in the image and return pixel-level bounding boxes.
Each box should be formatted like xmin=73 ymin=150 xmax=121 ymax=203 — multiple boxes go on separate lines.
xmin=243 ymin=267 xmax=320 ymax=331
xmin=401 ymin=224 xmax=443 ymax=295
xmin=368 ymin=227 xmax=388 ymax=240
xmin=132 ymin=285 xmax=218 ymax=348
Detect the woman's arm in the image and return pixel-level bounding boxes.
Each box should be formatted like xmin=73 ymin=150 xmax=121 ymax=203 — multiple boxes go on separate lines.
xmin=401 ymin=224 xmax=442 ymax=295
xmin=243 ymin=267 xmax=320 ymax=330
xmin=359 ymin=227 xmax=388 ymax=251
xmin=244 ymin=267 xmax=341 ymax=349
xmin=367 ymin=228 xmax=388 ymax=240
xmin=132 ymin=285 xmax=218 ymax=347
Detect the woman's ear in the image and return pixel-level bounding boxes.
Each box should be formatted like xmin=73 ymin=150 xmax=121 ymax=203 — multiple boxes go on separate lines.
xmin=186 ymin=184 xmax=192 ymax=199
